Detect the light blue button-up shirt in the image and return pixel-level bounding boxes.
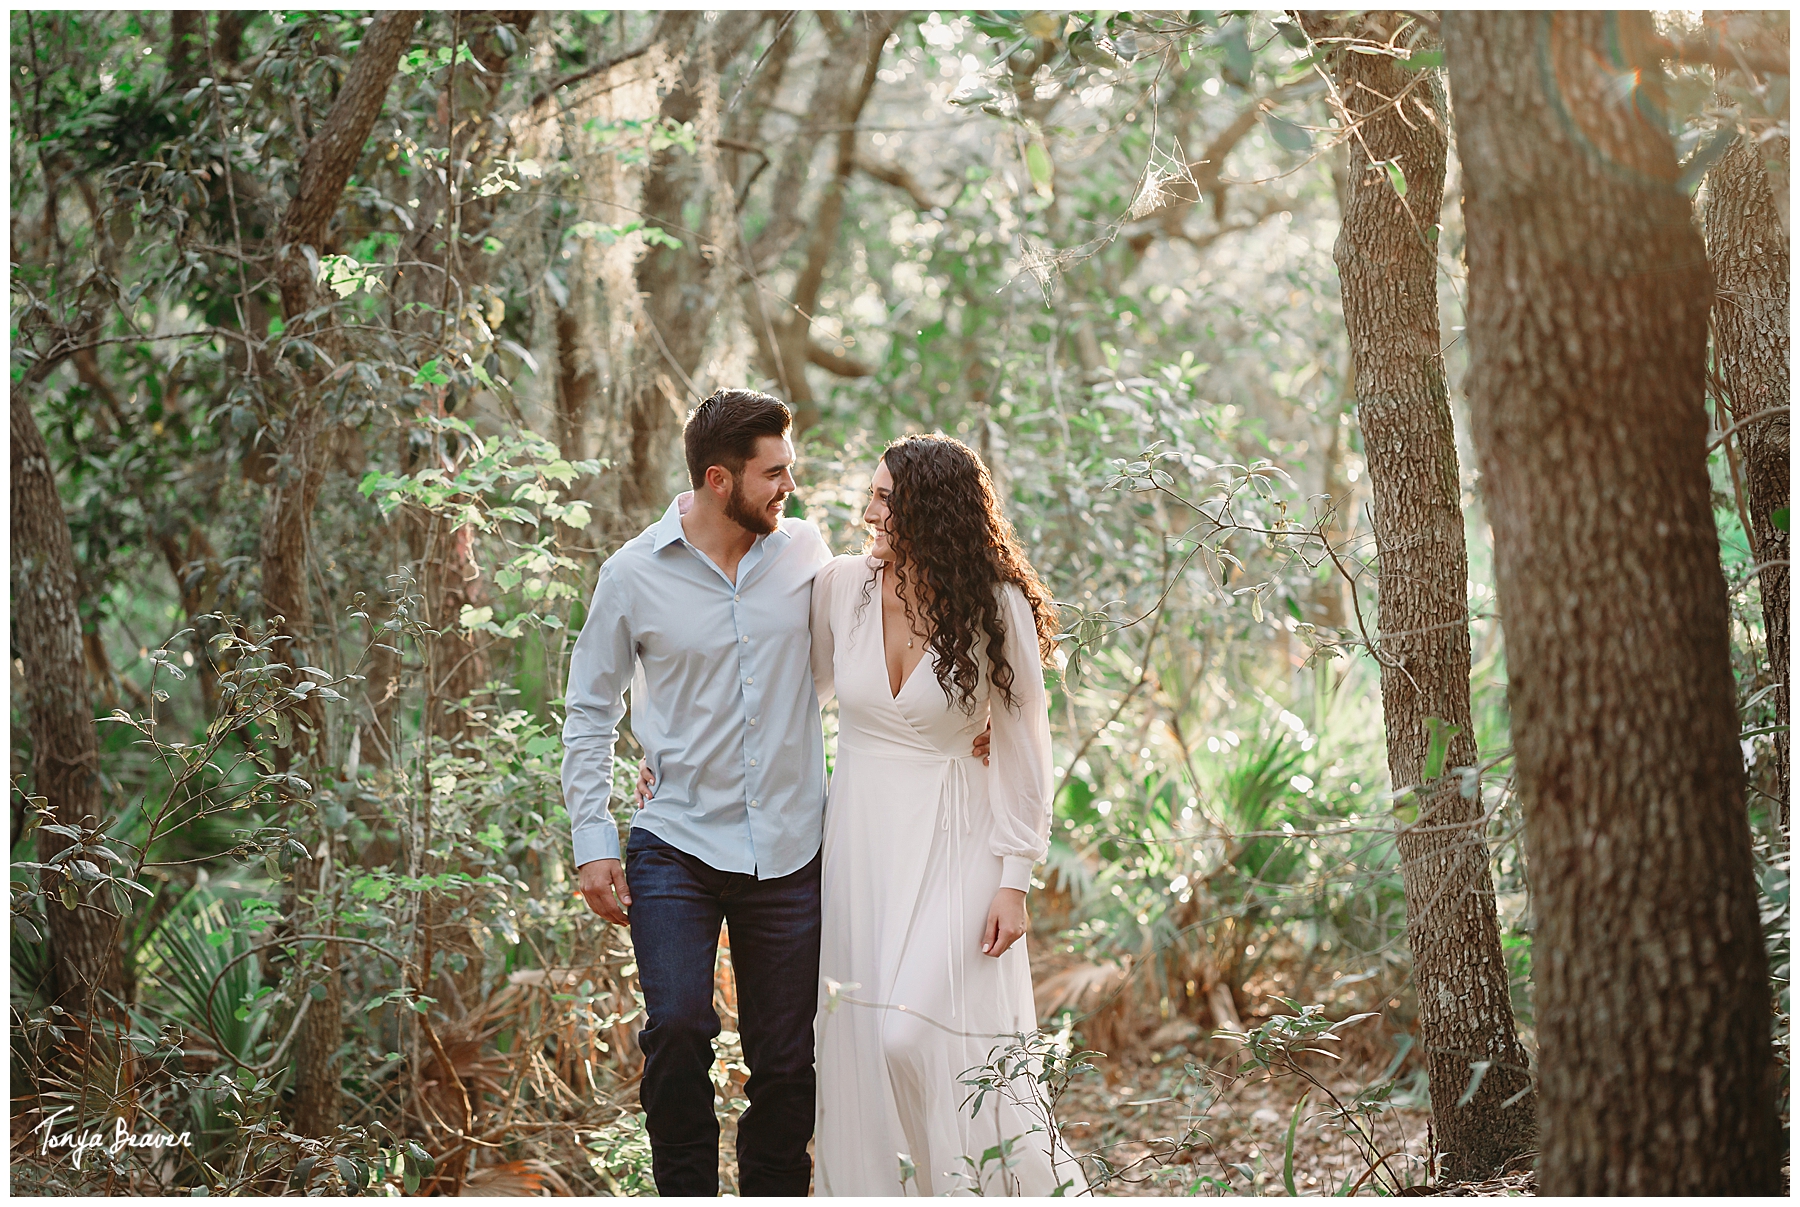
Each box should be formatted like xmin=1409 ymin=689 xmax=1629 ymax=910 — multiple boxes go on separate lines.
xmin=562 ymin=495 xmax=832 ymax=878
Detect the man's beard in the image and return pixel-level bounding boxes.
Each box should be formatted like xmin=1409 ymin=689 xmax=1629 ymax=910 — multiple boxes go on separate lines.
xmin=725 ymin=477 xmax=781 ymax=536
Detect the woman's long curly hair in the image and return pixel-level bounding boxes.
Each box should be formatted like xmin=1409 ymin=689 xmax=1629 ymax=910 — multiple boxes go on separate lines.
xmin=864 ymin=434 xmax=1059 ymax=713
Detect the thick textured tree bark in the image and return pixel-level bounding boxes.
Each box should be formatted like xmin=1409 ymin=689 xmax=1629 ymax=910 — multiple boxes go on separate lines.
xmin=258 ymin=10 xmax=419 ymax=1140
xmin=1299 ymin=12 xmax=1535 ymax=1181
xmin=12 ymin=391 xmax=127 ymax=1017
xmin=1701 ymin=12 xmax=1789 ymax=834
xmin=1445 ymin=12 xmax=1782 ymax=1193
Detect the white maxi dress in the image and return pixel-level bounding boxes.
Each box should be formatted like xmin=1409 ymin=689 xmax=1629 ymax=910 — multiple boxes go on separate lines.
xmin=810 ymin=554 xmax=1085 ymax=1197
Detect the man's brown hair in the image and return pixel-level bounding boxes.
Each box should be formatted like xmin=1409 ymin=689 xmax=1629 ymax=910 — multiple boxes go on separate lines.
xmin=682 ymin=388 xmax=792 ymax=489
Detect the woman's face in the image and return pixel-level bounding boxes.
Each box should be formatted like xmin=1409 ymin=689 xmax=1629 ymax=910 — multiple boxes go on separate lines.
xmin=863 ymin=459 xmax=896 ymax=562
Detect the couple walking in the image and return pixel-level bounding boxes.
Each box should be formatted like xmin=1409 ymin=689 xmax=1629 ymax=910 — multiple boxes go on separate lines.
xmin=563 ymin=389 xmax=1083 ymax=1196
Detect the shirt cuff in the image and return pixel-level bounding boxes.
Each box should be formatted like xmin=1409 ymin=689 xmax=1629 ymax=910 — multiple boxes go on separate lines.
xmin=573 ymin=821 xmax=623 ymax=867
xmin=1000 ymin=855 xmax=1035 ymax=893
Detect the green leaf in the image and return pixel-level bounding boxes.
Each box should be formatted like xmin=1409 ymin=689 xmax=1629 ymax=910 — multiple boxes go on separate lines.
xmin=267 ymin=316 xmax=285 ymax=337
xmin=1283 ymin=1089 xmax=1309 ymax=1196
xmin=1422 ymin=716 xmax=1462 ymax=781
xmin=1456 ymin=1059 xmax=1493 ymax=1107
xmin=1773 ymin=507 xmax=1790 ymax=533
xmin=1384 ymin=160 xmax=1408 ymax=197
xmin=412 ymin=358 xmax=450 ymax=387
xmin=1025 ymin=139 xmax=1055 ymax=197
xmin=1679 ymin=127 xmax=1738 ymax=194
xmin=1220 ymin=24 xmax=1254 ymax=87
xmin=459 ymin=605 xmax=494 ymax=630
xmin=1263 ymin=112 xmax=1312 ymax=152
xmin=1399 ymin=47 xmax=1444 ymax=70
xmin=405 ymin=1141 xmax=436 ymax=1177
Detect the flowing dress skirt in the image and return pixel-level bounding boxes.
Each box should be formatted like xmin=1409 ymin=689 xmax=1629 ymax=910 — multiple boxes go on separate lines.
xmin=814 ymin=743 xmax=1081 ymax=1196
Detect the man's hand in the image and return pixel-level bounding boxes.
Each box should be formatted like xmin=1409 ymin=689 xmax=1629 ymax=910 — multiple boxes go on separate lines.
xmin=578 ymin=858 xmax=632 ymax=925
xmin=980 ymin=887 xmax=1028 ymax=957
xmin=635 ymin=761 xmax=655 ymax=808
xmin=972 ymin=717 xmax=992 ymax=765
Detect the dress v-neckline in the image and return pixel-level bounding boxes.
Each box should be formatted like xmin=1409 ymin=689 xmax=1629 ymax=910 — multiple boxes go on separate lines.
xmin=876 ymin=565 xmax=928 ymax=701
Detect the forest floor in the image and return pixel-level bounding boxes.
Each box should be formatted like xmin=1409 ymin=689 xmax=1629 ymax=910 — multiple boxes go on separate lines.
xmin=1054 ymin=1045 xmax=1443 ymax=1196
xmin=689 ymin=940 xmax=1540 ymax=1197
xmin=1021 ymin=937 xmax=1487 ymax=1198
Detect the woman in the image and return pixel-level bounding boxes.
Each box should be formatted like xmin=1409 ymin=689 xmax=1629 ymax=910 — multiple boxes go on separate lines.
xmin=810 ymin=434 xmax=1083 ymax=1197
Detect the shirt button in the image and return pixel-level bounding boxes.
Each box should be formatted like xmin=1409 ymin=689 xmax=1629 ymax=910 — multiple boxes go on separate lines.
xmin=750 ymin=759 xmax=758 ymax=767
xmin=742 ymin=635 xmax=749 ymax=644
xmin=749 ymin=717 xmax=758 ymax=726
xmin=750 ymin=799 xmax=760 ymax=808
xmin=734 ymin=594 xmax=740 ymax=602
xmin=745 ymin=676 xmax=754 ymax=685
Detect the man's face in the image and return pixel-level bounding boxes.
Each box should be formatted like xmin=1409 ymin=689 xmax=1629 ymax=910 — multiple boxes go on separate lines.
xmin=722 ymin=434 xmax=797 ymax=535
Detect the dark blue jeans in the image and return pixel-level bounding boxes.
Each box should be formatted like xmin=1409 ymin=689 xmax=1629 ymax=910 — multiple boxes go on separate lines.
xmin=624 ymin=825 xmax=822 ymax=1197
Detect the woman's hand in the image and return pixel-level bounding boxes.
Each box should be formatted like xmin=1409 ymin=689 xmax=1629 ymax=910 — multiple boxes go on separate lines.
xmin=635 ymin=761 xmax=655 ymax=808
xmin=981 ymin=887 xmax=1028 ymax=957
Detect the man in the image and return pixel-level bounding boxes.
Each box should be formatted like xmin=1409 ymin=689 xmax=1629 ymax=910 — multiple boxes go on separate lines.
xmin=564 ymin=389 xmax=827 ymax=1196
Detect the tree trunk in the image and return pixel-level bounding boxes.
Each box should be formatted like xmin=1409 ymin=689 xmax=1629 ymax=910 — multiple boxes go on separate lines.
xmin=1444 ymin=12 xmax=1782 ymax=1193
xmin=284 ymin=848 xmax=346 ymax=1139
xmin=555 ymin=304 xmax=598 ymax=465
xmin=1701 ymin=13 xmax=1789 ymax=835
xmin=169 ymin=11 xmax=204 ymax=92
xmin=12 ymin=390 xmax=127 ymax=1017
xmin=618 ymin=11 xmax=716 ymax=527
xmin=1298 ymin=12 xmax=1536 ymax=1181
xmin=259 ymin=9 xmax=419 ymax=1139
xmin=747 ymin=13 xmax=899 ymax=431
xmin=261 ymin=8 xmax=419 ymax=746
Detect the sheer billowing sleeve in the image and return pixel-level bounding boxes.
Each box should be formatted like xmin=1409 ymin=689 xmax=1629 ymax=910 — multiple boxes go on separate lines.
xmin=810 ymin=556 xmax=842 ymax=706
xmin=987 ymin=584 xmax=1053 ymax=893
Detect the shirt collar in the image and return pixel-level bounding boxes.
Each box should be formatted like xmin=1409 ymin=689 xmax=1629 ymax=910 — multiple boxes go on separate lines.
xmin=651 ymin=494 xmax=690 ymax=552
xmin=651 ymin=492 xmax=795 ymax=554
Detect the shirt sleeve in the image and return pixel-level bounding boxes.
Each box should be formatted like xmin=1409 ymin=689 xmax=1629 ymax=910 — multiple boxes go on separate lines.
xmin=562 ymin=563 xmax=634 ymax=867
xmin=810 ymin=556 xmax=839 ymax=706
xmin=987 ymin=583 xmax=1053 ymax=892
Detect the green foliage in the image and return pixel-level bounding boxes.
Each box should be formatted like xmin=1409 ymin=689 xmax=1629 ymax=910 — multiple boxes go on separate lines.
xmin=9 ymin=6 xmax=1786 ymax=1194
xmin=134 ymin=889 xmax=279 ymax=1065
